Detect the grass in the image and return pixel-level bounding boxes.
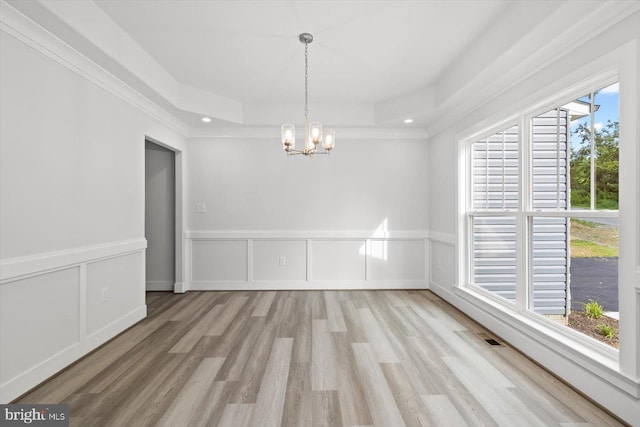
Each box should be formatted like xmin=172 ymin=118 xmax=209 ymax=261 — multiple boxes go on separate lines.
xmin=571 ymin=240 xmax=618 ymax=257
xmin=597 ymin=324 xmax=616 ymax=340
xmin=570 ymin=219 xmax=618 ymax=257
xmin=583 ymin=300 xmax=604 ymax=319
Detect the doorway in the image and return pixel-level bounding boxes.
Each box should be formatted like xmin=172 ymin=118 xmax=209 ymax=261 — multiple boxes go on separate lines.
xmin=145 ymin=140 xmax=176 ymax=291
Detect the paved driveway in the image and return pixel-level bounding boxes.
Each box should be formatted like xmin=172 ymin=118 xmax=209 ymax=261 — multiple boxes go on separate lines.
xmin=570 ymin=257 xmax=618 ymax=312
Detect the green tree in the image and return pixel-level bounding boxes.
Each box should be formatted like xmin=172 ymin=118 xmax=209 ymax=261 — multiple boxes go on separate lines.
xmin=570 ymin=120 xmax=619 ymax=209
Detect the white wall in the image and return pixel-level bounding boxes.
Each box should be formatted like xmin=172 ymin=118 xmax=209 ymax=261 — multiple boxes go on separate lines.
xmin=0 ymin=13 xmax=186 ymax=402
xmin=185 ymin=134 xmax=429 ymax=289
xmin=427 ymin=11 xmax=640 ymax=425
xmin=187 ymin=136 xmax=428 ymax=231
xmin=145 ymin=141 xmax=176 ymax=291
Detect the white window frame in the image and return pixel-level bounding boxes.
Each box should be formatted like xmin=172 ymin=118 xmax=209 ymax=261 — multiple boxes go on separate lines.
xmin=464 ymin=120 xmax=521 ymax=309
xmin=453 ymin=36 xmax=640 ymax=425
xmin=456 ymin=71 xmax=632 ymax=365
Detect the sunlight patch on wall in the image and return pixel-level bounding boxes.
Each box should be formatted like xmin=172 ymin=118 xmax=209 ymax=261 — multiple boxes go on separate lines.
xmin=360 ymin=218 xmax=389 ymax=261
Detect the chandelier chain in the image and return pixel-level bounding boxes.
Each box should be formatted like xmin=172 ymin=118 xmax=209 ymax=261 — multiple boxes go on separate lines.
xmin=304 ymin=41 xmax=309 ymax=119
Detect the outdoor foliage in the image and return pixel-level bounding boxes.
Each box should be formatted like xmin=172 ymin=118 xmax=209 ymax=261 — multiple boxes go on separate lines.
xmin=583 ymin=299 xmax=604 ymax=319
xmin=597 ymin=324 xmax=616 ymax=340
xmin=570 ymin=120 xmax=619 ymax=209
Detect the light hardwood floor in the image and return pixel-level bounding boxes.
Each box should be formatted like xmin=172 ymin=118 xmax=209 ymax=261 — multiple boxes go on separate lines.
xmin=17 ymin=290 xmax=624 ymax=426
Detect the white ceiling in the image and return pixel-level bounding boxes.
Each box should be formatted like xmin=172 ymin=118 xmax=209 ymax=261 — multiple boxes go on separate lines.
xmin=6 ymin=0 xmax=636 ymax=130
xmin=93 ymin=0 xmax=509 ymax=105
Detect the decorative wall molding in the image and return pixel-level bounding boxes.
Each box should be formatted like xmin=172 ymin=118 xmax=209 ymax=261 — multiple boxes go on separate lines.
xmin=185 ymin=231 xmax=429 ymax=291
xmin=186 ymin=230 xmax=429 ymax=240
xmin=187 ymin=126 xmax=429 ymax=140
xmin=427 ymin=1 xmax=640 ymax=138
xmin=0 ymin=238 xmax=147 ymax=283
xmin=427 ymin=231 xmax=455 ymax=246
xmin=0 ymin=306 xmax=145 ymax=403
xmin=1 ymin=244 xmax=146 ymax=403
xmin=0 ymin=2 xmax=189 ymax=136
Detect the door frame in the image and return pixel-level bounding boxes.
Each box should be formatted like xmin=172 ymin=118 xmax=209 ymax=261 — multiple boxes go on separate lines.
xmin=144 ymin=136 xmax=185 ymax=293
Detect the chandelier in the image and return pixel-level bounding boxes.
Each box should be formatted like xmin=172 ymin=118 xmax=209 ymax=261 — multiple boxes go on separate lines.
xmin=281 ymin=33 xmax=335 ymax=157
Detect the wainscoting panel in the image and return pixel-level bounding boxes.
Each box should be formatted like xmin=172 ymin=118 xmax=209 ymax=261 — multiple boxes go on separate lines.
xmin=86 ymin=252 xmax=144 ymax=336
xmin=0 ymin=239 xmax=147 ymax=403
xmin=311 ymin=240 xmax=366 ymax=281
xmin=429 ymin=239 xmax=456 ymax=289
xmin=186 ymin=231 xmax=428 ymax=290
xmin=191 ymin=240 xmax=247 ymax=282
xmin=253 ymin=240 xmax=306 ymax=281
xmin=0 ymin=267 xmax=80 ymax=385
xmin=369 ymin=239 xmax=426 ymax=280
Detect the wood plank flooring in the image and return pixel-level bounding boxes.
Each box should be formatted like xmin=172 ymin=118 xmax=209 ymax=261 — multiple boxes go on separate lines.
xmin=16 ymin=290 xmax=624 ymax=426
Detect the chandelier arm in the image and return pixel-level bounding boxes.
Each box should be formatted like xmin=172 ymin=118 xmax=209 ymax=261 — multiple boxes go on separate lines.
xmin=286 ymin=149 xmax=329 ymax=156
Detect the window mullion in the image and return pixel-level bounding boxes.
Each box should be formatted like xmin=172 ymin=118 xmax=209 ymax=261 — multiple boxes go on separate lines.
xmin=556 ymin=108 xmax=561 ymax=210
xmin=516 ymin=116 xmax=530 ymax=311
xmin=589 ymin=91 xmax=596 ymax=210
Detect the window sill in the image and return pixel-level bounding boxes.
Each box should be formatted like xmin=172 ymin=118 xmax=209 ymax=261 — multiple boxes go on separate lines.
xmin=453 ymin=285 xmax=639 ymax=399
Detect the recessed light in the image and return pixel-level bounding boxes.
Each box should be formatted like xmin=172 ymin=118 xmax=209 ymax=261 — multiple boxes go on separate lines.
xmin=201 ymin=117 xmax=212 ymax=123
xmin=404 ymin=118 xmax=414 ymax=124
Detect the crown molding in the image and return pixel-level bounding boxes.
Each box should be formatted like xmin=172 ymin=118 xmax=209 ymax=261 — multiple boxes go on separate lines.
xmin=188 ymin=126 xmax=428 ymax=140
xmin=426 ymin=0 xmax=640 ymax=137
xmin=0 ymin=1 xmax=189 ymax=136
xmin=185 ymin=230 xmax=429 ymax=240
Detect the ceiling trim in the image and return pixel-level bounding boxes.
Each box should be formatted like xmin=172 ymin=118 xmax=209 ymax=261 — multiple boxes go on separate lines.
xmin=12 ymin=0 xmax=243 ymax=124
xmin=1 ymin=1 xmax=190 ymax=136
xmin=426 ymin=0 xmax=640 ymax=137
xmin=8 ymin=0 xmax=633 ymax=135
xmin=186 ymin=230 xmax=429 ymax=240
xmin=188 ymin=127 xmax=428 ymax=140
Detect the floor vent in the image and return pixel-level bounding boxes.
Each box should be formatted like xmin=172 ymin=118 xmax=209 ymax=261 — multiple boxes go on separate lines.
xmin=484 ymin=338 xmax=502 ymax=346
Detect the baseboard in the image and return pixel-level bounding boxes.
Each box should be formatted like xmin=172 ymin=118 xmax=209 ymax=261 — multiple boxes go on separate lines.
xmin=1 ymin=305 xmax=145 ymax=403
xmin=145 ymin=281 xmax=174 ymax=291
xmin=174 ymin=282 xmax=189 ymax=293
xmin=187 ymin=280 xmax=429 ymax=291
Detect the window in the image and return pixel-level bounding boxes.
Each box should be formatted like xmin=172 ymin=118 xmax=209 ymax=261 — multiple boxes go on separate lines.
xmin=471 ymin=126 xmax=519 ymax=304
xmin=466 ymin=82 xmax=619 ymax=347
